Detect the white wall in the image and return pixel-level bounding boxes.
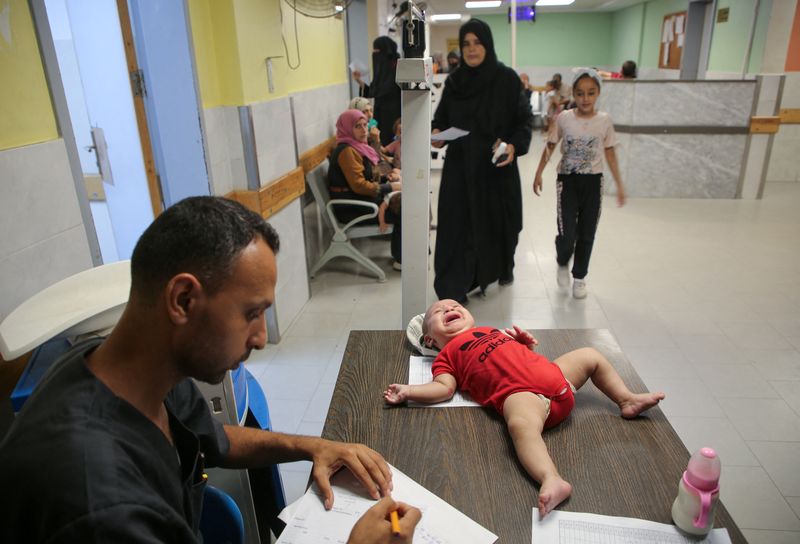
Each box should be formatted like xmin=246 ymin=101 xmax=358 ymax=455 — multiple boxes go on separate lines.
xmin=763 ymin=0 xmax=800 ymax=183
xmin=200 ymin=84 xmax=350 ymax=337
xmin=203 ymin=105 xmax=246 ymax=197
xmin=0 ymin=141 xmax=93 ymax=321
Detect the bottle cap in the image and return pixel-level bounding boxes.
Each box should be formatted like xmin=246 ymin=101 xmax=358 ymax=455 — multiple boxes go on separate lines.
xmin=685 ymin=447 xmax=720 ymax=491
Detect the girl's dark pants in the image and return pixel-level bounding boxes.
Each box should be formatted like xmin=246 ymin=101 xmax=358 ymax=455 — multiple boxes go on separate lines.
xmin=555 ymin=173 xmax=602 ymax=280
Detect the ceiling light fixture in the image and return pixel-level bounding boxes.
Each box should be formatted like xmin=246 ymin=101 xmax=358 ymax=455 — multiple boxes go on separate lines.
xmin=535 ymin=0 xmax=575 ymax=6
xmin=465 ymin=1 xmax=502 ymax=9
xmin=431 ymin=13 xmax=463 ymax=21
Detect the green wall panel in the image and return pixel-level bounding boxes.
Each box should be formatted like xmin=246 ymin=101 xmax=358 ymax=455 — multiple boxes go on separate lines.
xmin=482 ymin=12 xmax=612 ymax=67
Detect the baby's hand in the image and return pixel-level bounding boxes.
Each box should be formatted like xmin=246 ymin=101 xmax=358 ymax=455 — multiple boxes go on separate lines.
xmin=504 ymin=326 xmax=539 ymax=350
xmin=383 ymin=384 xmax=410 ymax=404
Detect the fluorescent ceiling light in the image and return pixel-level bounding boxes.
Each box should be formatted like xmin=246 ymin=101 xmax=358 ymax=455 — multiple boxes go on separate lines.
xmin=535 ymin=0 xmax=575 ymax=6
xmin=431 ymin=13 xmax=463 ymax=21
xmin=465 ymin=1 xmax=502 ymax=8
xmin=335 ymin=4 xmax=344 ymax=11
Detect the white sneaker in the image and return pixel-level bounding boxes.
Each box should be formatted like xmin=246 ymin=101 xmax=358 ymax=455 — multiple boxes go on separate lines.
xmin=392 ymin=261 xmax=402 ymax=271
xmin=557 ymin=266 xmax=570 ymax=287
xmin=573 ymin=278 xmax=588 ymax=299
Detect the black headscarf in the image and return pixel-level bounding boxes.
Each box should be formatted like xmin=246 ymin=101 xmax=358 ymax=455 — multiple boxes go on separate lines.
xmin=447 ymin=19 xmax=499 ymax=99
xmin=371 ymin=36 xmax=400 ymax=98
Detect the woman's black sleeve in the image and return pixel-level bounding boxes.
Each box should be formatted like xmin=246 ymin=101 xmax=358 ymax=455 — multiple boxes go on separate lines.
xmin=509 ymin=87 xmax=534 ymax=157
xmin=360 ymin=82 xmax=372 ymax=98
xmin=432 ymin=85 xmax=450 ymax=132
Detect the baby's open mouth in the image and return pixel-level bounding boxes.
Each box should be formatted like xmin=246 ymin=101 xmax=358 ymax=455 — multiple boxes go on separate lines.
xmin=444 ymin=313 xmax=460 ymax=324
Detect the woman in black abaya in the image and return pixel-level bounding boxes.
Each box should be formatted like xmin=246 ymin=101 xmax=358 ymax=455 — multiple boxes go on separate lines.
xmin=431 ymin=19 xmax=533 ymax=303
xmin=353 ymin=36 xmax=402 ymax=147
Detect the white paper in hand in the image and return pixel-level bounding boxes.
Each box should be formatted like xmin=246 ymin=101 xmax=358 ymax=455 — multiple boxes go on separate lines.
xmin=431 ymin=127 xmax=470 ymax=141
xmin=348 ymin=60 xmax=369 ymax=76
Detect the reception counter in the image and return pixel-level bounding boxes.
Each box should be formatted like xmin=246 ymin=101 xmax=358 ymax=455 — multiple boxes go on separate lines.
xmin=598 ymin=76 xmax=783 ymax=199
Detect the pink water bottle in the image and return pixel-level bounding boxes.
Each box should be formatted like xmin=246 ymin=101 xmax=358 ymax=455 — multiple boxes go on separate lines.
xmin=671 ymin=447 xmax=721 ymax=535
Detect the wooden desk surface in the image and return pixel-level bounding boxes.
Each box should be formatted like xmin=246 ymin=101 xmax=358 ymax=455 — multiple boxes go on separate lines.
xmin=322 ymin=329 xmax=746 ymax=543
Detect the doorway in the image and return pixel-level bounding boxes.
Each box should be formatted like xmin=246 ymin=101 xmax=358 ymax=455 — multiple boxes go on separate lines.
xmin=35 ymin=0 xmax=211 ymax=262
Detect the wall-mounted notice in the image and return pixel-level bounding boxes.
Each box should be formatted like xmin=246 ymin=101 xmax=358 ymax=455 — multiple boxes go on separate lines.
xmin=659 ymin=11 xmax=687 ymax=70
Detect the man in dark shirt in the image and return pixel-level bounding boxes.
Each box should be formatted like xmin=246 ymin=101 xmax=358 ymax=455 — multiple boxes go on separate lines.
xmin=0 ymin=197 xmax=420 ymax=543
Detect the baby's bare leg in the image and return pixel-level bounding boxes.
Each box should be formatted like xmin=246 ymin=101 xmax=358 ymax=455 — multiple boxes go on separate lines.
xmin=554 ymin=348 xmax=665 ymax=418
xmin=503 ymin=392 xmax=572 ymax=518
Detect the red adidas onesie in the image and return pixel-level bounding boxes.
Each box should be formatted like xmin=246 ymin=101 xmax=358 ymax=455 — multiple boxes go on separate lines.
xmin=431 ymin=327 xmax=575 ymax=428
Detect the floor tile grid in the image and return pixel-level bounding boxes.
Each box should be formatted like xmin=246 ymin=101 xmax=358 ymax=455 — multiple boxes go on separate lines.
xmin=246 ymin=138 xmax=800 ymax=541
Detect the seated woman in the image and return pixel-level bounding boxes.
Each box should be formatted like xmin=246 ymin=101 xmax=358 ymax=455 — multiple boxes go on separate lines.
xmin=349 ymin=97 xmax=381 ymax=147
xmin=348 ymin=97 xmax=399 ymax=178
xmin=329 ymin=109 xmax=403 ymax=270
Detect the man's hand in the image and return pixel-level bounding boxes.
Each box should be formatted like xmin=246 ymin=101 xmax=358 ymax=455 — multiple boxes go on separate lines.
xmin=310 ymin=439 xmax=393 ymax=509
xmin=348 ymin=497 xmax=422 ymax=543
xmin=383 ymin=384 xmax=410 ymax=405
xmin=504 ymin=325 xmax=539 ymax=350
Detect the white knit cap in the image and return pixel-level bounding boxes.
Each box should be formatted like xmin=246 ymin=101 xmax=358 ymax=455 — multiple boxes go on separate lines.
xmin=406 ymin=313 xmax=440 ymax=357
xmin=572 ymin=67 xmax=602 ymax=90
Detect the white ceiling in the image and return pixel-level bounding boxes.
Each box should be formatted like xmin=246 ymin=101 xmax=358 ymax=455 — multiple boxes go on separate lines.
xmin=399 ymin=0 xmax=646 ymax=22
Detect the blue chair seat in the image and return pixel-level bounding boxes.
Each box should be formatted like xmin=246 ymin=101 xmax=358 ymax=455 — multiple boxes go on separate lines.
xmin=200 ymin=485 xmax=245 ymax=544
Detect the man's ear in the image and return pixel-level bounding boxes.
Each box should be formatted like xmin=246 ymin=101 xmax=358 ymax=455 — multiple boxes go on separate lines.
xmin=165 ymin=273 xmax=203 ymax=325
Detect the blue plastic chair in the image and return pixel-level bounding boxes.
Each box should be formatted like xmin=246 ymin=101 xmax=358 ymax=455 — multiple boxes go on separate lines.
xmin=200 ymin=485 xmax=245 ymax=544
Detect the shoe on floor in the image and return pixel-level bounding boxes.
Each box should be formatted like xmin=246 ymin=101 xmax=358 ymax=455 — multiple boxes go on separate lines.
xmin=392 ymin=261 xmax=402 ymax=271
xmin=572 ymin=278 xmax=588 ymax=299
xmin=499 ymin=273 xmax=514 ymax=286
xmin=557 ymin=266 xmax=570 ymax=287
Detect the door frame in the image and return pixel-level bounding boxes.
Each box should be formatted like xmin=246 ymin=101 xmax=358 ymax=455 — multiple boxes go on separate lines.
xmin=29 ymin=0 xmax=169 ymax=266
xmin=29 ymin=0 xmax=103 ymax=265
xmin=115 ymin=0 xmax=164 ymax=218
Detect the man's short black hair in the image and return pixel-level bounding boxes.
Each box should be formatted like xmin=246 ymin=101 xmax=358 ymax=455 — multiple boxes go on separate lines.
xmin=621 ymin=60 xmax=637 ymax=79
xmin=130 ymin=196 xmax=280 ymax=299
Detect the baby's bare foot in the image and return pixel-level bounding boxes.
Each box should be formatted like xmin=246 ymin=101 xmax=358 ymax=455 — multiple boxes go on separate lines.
xmin=538 ymin=476 xmax=572 ymax=519
xmin=620 ymin=392 xmax=665 ymax=419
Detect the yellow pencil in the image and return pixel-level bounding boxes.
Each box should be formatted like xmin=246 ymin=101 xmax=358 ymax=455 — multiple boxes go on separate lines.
xmin=390 ymin=509 xmax=401 ymax=536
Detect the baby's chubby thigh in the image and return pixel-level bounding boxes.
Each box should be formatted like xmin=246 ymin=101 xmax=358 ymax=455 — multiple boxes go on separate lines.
xmin=502 ymin=392 xmax=551 ymax=437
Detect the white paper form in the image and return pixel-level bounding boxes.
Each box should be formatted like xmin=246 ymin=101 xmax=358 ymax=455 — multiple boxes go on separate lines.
xmin=348 ymin=60 xmax=368 ymax=76
xmin=277 ymin=464 xmax=497 ymax=544
xmin=532 ymin=510 xmax=732 ymax=544
xmin=431 ymin=127 xmax=470 ymax=141
xmin=408 ymin=355 xmax=481 ymax=407
xmin=675 ymin=14 xmax=686 ymax=34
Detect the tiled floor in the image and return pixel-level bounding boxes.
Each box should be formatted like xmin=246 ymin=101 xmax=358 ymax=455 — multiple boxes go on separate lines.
xmin=246 ymin=138 xmax=800 ymax=543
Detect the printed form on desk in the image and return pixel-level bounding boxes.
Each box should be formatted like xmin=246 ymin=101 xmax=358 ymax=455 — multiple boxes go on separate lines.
xmin=409 ymin=356 xmax=480 ymax=407
xmin=533 ymin=510 xmax=731 ymax=544
xmin=277 ymin=464 xmax=497 ymax=544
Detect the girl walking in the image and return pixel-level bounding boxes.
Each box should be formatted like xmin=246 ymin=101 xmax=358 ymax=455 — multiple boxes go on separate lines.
xmin=533 ymin=68 xmax=625 ymax=299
